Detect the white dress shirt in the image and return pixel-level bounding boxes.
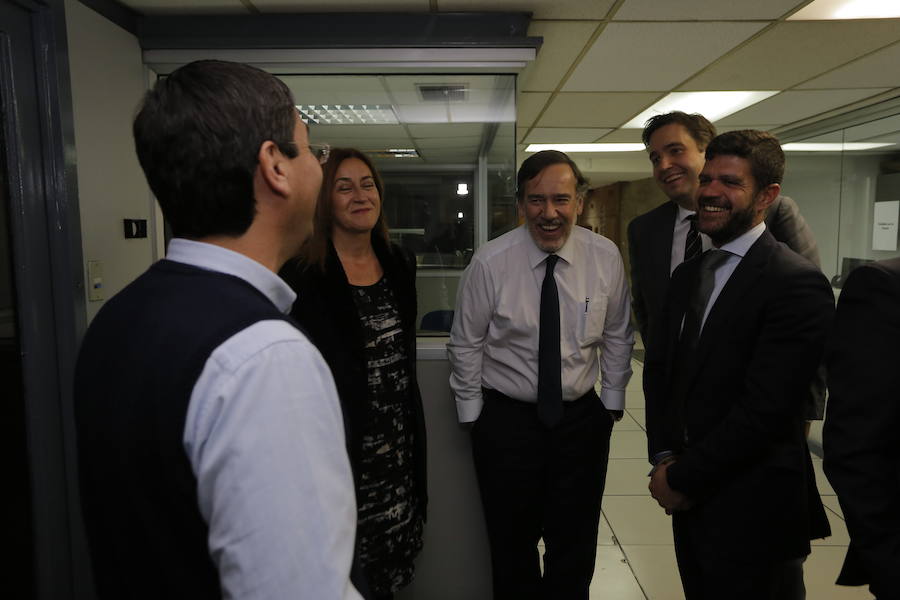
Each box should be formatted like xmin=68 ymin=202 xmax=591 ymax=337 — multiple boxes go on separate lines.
xmin=670 ymin=205 xmax=712 ymax=275
xmin=168 ymin=239 xmax=362 ymax=600
xmin=448 ymin=225 xmax=634 ymax=423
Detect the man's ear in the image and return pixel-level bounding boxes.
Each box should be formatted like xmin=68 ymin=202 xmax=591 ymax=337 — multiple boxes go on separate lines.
xmin=257 ymin=140 xmax=290 ymax=198
xmin=756 ymin=183 xmax=780 ymax=213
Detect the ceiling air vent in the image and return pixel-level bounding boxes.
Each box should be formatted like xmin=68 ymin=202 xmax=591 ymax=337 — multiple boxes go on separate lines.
xmin=417 ymin=84 xmax=468 ymax=102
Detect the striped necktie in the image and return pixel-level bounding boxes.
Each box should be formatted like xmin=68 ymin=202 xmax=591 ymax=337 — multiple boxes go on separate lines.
xmin=684 ymin=214 xmax=701 ymax=263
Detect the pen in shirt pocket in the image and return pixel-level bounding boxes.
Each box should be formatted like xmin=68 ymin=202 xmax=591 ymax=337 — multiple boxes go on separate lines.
xmin=585 ymin=297 xmax=590 ymax=313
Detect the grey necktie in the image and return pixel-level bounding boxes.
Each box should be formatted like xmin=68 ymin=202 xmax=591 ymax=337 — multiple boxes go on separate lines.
xmin=680 ymin=249 xmax=731 ymax=347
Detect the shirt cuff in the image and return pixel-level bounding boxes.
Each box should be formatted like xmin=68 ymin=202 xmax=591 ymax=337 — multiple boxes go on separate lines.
xmin=599 ymin=387 xmax=625 ymax=411
xmin=456 ymin=396 xmax=484 ymax=424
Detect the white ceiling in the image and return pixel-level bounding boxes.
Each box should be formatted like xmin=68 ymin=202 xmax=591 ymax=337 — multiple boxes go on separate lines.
xmin=115 ymin=0 xmax=900 ymax=185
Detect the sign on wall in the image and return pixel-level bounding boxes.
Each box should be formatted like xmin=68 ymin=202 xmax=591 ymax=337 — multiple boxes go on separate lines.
xmin=873 ymin=200 xmax=899 ymax=251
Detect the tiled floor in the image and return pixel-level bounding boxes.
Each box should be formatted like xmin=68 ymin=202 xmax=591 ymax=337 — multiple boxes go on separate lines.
xmin=585 ymin=358 xmax=875 ymax=600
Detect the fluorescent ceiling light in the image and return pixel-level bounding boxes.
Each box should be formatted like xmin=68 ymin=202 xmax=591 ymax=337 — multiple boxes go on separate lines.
xmin=789 ymin=0 xmax=900 ymax=20
xmin=622 ymin=91 xmax=779 ymax=129
xmin=525 ymin=143 xmax=645 ymax=153
xmin=297 ymin=104 xmax=398 ymax=125
xmin=782 ymin=142 xmax=894 ymax=151
xmin=370 ymin=148 xmax=420 ymax=158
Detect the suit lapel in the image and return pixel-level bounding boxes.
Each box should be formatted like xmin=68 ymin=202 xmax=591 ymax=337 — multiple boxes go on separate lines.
xmin=653 ymin=202 xmax=677 ymax=282
xmin=693 ymin=232 xmax=776 ymax=368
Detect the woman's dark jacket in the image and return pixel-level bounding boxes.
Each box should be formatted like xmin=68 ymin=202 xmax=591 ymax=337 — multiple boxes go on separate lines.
xmin=280 ymin=236 xmax=428 ymax=520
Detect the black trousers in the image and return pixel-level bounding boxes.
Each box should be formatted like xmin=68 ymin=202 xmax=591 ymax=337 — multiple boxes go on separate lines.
xmin=673 ymin=512 xmax=806 ymax=600
xmin=471 ymin=388 xmax=614 ymax=600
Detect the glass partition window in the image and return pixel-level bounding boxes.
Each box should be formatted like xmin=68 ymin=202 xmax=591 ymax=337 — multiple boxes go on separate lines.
xmin=278 ymin=73 xmax=517 ymax=334
xmin=782 ymin=112 xmax=900 ymax=290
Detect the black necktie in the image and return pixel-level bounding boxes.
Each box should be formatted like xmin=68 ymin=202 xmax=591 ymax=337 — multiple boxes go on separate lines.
xmin=537 ymin=254 xmax=563 ymax=428
xmin=684 ymin=214 xmax=701 ymax=263
xmin=679 ymin=249 xmax=730 ymax=349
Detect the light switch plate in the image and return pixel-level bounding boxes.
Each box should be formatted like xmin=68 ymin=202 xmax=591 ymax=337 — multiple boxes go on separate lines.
xmin=87 ymin=260 xmax=103 ymax=302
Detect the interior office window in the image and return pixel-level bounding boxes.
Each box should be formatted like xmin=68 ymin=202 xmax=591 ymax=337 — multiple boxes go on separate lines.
xmin=782 ymin=112 xmax=900 ymax=289
xmin=278 ymin=73 xmax=516 ymax=334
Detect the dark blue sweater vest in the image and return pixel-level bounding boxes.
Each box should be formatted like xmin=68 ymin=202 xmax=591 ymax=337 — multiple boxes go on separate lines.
xmin=74 ymin=260 xmax=291 ymax=599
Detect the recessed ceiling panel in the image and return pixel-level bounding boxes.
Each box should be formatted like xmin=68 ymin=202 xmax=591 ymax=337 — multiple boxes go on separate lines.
xmin=414 ymin=137 xmax=483 ymax=150
xmin=519 ymin=21 xmax=598 ymax=92
xmin=681 ymin=21 xmax=900 ymax=90
xmin=538 ymin=92 xmax=661 ymax=127
xmin=613 ymin=0 xmax=803 ymax=20
xmin=563 ymin=22 xmax=766 ymax=92
xmin=524 ymin=128 xmax=612 ymax=143
xmin=283 ymin=75 xmax=392 ymax=106
xmin=797 ymin=42 xmax=900 ymax=89
xmin=437 ymin=0 xmax=616 ymax=19
xmin=716 ymin=89 xmax=889 ymax=127
xmin=407 ymin=123 xmax=484 ymax=137
xmin=517 ymin=92 xmax=552 ymax=126
xmin=308 ymin=124 xmax=409 ymax=139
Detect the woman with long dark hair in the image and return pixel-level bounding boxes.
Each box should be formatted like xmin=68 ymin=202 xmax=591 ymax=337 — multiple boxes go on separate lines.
xmin=280 ymin=148 xmax=427 ymax=600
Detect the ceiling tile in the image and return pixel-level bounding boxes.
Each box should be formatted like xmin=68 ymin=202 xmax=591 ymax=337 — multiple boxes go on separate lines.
xmin=414 ymin=137 xmax=482 ymax=150
xmin=681 ymin=21 xmax=900 ymax=90
xmin=537 ymin=92 xmax=661 ymax=127
xmin=564 ymin=22 xmax=766 ymax=92
xmin=716 ymin=89 xmax=890 ymax=127
xmin=519 ymin=21 xmax=598 ymax=92
xmin=716 ymin=124 xmax=781 ymax=133
xmin=256 ymin=0 xmax=429 ymax=11
xmin=613 ymin=0 xmax=802 ymax=20
xmin=797 ymin=42 xmax=900 ymax=89
xmin=524 ymin=128 xmax=612 ymax=143
xmin=597 ymin=129 xmax=644 ymax=143
xmin=516 ymin=127 xmax=529 ymax=143
xmin=309 ymin=124 xmax=409 ymax=139
xmin=517 ymin=92 xmax=552 ymax=126
xmin=437 ymin=0 xmax=616 ymax=19
xmin=842 ymin=114 xmax=900 ymax=142
xmin=407 ymin=123 xmax=484 ymax=137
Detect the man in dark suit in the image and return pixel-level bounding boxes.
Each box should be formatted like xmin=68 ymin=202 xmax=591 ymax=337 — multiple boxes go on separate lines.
xmin=645 ymin=130 xmax=833 ymax=599
xmin=628 ymin=111 xmax=820 ymax=345
xmin=824 ymin=257 xmax=900 ymax=599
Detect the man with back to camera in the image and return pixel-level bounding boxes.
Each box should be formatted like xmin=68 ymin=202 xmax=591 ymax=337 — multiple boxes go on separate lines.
xmin=824 ymin=256 xmax=900 ymax=599
xmin=74 ymin=60 xmax=363 ymax=599
xmin=644 ymin=130 xmax=833 ymax=599
xmin=448 ymin=150 xmax=634 ymax=599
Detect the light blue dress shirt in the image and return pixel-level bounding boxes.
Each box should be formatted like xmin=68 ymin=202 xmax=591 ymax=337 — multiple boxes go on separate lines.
xmin=167 ymin=238 xmax=363 ymax=600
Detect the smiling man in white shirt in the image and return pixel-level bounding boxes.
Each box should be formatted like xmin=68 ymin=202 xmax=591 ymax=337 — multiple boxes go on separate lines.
xmin=448 ymin=150 xmax=634 ymax=600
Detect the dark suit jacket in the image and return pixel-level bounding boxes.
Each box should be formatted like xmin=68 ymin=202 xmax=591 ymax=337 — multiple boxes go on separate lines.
xmin=629 ymin=194 xmax=825 ymax=417
xmin=824 ymin=257 xmax=900 ymax=597
xmin=645 ymin=230 xmax=833 ymax=560
xmin=628 ymin=195 xmax=820 ymax=343
xmin=280 ymin=237 xmax=428 ymax=520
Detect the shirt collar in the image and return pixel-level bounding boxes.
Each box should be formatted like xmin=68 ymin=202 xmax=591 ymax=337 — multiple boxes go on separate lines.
xmin=165 ymin=238 xmax=297 ymax=313
xmin=522 ymin=224 xmax=578 ymax=270
xmin=718 ymin=221 xmax=766 ymax=258
xmin=676 ymin=204 xmax=696 ymax=223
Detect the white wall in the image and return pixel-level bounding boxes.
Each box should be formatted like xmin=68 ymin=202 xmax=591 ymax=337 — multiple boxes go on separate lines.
xmin=783 ymin=153 xmax=895 ymax=281
xmin=66 ymin=0 xmax=154 ymax=323
xmin=781 ymin=153 xmax=844 ymax=279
